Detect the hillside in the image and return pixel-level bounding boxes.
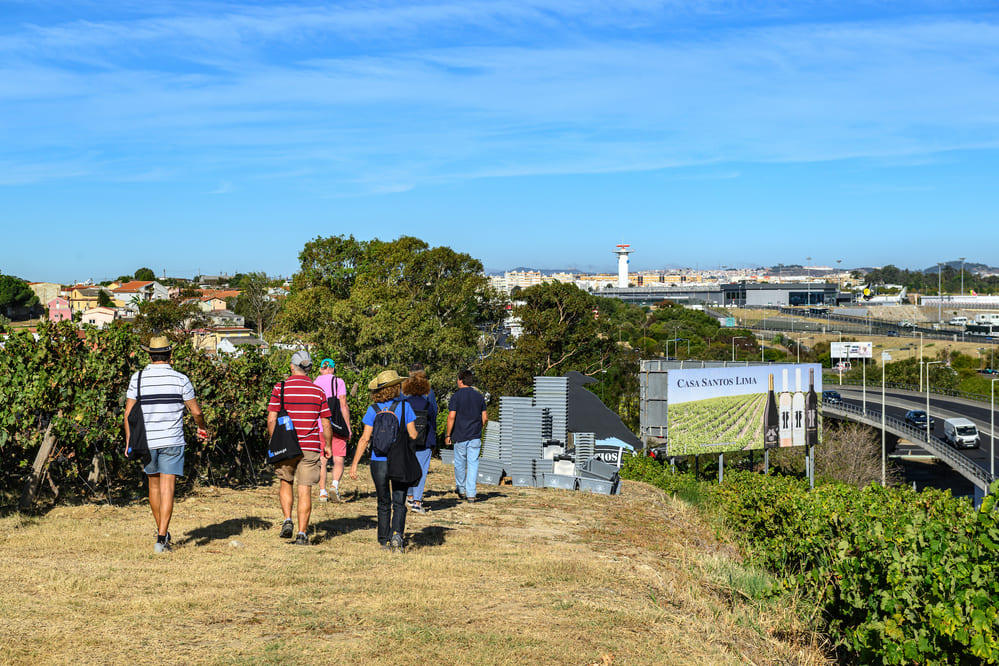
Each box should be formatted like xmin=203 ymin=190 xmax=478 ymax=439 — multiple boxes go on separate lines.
xmin=0 ymin=460 xmax=829 ymax=665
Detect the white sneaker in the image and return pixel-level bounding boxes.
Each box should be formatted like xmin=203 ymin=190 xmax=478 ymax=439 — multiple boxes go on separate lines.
xmin=319 ymin=489 xmax=328 ymax=502
xmin=332 ymin=486 xmax=341 ymax=502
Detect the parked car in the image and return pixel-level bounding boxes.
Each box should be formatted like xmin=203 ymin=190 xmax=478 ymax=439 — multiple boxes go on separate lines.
xmin=904 ymin=410 xmax=934 ymax=429
xmin=899 ymin=320 xmax=916 ymax=328
xmin=886 ymin=330 xmax=899 ymax=337
xmin=822 ymin=390 xmax=841 ymax=404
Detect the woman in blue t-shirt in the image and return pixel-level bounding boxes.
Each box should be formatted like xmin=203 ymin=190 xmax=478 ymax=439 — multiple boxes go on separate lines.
xmin=349 ymin=370 xmax=418 ymax=552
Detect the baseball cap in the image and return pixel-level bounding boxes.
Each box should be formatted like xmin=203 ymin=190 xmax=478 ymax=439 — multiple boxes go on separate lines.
xmin=291 ymin=350 xmax=313 ymax=369
xmin=320 ymin=358 xmax=336 ymax=369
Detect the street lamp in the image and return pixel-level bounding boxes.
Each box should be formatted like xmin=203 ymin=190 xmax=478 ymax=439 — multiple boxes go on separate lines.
xmin=925 ymin=361 xmax=943 ymax=443
xmin=960 ymin=257 xmax=966 ymax=296
xmin=918 ymin=332 xmax=924 ymax=391
xmin=732 ymin=336 xmax=746 ymax=362
xmin=796 ymin=336 xmax=812 ymax=364
xmin=992 ymin=378 xmax=998 ymax=479
xmin=881 ymin=349 xmax=901 ymax=486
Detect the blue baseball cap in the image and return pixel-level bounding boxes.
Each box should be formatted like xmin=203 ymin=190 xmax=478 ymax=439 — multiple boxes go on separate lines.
xmin=320 ymin=358 xmax=336 ymax=369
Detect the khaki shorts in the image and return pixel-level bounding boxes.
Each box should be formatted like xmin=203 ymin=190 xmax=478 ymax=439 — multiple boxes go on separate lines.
xmin=275 ymin=450 xmax=321 ymax=487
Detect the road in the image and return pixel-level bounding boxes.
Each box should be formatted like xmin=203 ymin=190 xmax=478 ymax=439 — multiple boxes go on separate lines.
xmin=834 ymin=385 xmax=998 ymax=475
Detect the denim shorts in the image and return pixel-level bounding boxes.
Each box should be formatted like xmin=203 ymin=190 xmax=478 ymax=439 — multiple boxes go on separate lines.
xmin=144 ymin=446 xmax=185 ymax=476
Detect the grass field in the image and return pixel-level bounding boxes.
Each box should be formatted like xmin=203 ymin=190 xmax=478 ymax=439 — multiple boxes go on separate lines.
xmin=0 ymin=460 xmax=830 ymax=665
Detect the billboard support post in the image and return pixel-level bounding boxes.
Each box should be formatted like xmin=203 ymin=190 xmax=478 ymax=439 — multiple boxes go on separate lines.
xmin=764 ymin=450 xmax=769 ymax=475
xmin=718 ymin=453 xmax=724 ymax=484
xmin=809 ymin=445 xmax=815 ymax=489
xmin=862 ymin=359 xmax=866 ymax=413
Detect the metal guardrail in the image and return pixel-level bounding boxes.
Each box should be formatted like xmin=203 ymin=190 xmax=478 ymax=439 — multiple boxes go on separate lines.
xmin=827 ymin=378 xmax=992 ymax=404
xmin=823 ymin=401 xmax=994 ymax=490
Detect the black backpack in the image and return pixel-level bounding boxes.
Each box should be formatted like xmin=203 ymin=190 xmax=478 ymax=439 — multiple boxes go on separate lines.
xmin=371 ymin=398 xmax=404 ymax=457
xmin=406 ymin=394 xmax=431 ymax=450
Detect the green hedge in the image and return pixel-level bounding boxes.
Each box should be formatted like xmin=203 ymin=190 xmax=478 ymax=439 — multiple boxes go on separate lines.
xmin=622 ymin=456 xmax=999 ymax=664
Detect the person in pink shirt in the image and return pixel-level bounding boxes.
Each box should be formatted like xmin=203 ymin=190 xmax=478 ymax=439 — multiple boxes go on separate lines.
xmin=314 ymin=358 xmax=352 ymax=502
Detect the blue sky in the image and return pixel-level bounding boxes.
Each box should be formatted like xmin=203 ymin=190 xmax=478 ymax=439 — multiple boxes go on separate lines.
xmin=2 ymin=1 xmax=999 ymax=283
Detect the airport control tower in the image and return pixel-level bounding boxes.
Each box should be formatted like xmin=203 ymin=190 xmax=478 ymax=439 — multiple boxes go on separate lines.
xmin=614 ymin=244 xmax=632 ymax=288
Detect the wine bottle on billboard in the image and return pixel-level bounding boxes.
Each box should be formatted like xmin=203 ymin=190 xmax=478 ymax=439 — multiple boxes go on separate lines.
xmin=779 ymin=368 xmax=792 ymax=447
xmin=806 ymin=367 xmax=819 ymax=446
xmin=792 ymin=367 xmax=805 ymax=446
xmin=764 ymin=373 xmax=779 ymax=449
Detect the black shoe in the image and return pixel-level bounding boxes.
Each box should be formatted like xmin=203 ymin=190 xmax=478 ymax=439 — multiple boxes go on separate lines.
xmin=389 ymin=533 xmax=405 ymax=553
xmin=456 ymin=488 xmax=466 ymax=500
xmin=294 ymin=532 xmax=310 ymax=546
xmin=466 ymin=496 xmax=476 ymax=503
xmin=280 ymin=519 xmax=294 ymax=539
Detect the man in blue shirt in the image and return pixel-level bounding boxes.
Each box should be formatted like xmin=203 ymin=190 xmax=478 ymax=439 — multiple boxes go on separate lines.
xmin=445 ymin=370 xmax=487 ymax=502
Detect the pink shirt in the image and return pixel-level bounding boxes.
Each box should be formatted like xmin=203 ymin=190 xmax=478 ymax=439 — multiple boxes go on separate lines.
xmin=314 ymin=374 xmax=348 ymax=440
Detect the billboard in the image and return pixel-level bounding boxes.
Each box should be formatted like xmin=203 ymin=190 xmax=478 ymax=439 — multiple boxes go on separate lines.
xmin=831 ymin=341 xmax=872 ymax=359
xmin=666 ymin=364 xmax=823 ymax=456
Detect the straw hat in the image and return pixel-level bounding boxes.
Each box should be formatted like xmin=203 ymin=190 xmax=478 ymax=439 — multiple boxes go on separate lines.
xmin=368 ymin=369 xmax=404 ymax=390
xmin=141 ymin=335 xmax=173 ymax=353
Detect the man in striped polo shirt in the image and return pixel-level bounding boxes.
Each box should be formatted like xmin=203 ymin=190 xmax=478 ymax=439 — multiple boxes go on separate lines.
xmin=124 ymin=336 xmax=208 ymax=554
xmin=267 ymin=350 xmax=333 ymax=545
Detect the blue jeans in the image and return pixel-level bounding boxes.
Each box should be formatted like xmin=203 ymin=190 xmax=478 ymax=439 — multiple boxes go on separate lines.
xmin=453 ymin=438 xmax=481 ymax=498
xmin=369 ymin=460 xmax=409 ymax=545
xmin=407 ymin=448 xmax=433 ymax=502
xmin=144 ymin=446 xmax=185 ymax=476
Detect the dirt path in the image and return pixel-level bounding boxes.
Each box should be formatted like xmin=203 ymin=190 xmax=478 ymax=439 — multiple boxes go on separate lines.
xmin=0 ymin=460 xmax=830 ymax=665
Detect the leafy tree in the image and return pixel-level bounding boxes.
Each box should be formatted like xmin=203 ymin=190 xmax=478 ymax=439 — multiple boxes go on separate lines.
xmin=134 ymin=267 xmax=155 ymax=281
xmin=476 ymin=282 xmax=639 ymax=427
xmin=232 ymin=272 xmax=279 ymax=337
xmin=277 ymin=235 xmax=506 ymax=385
xmin=0 ymin=274 xmax=40 ymax=309
xmin=511 ymin=282 xmax=619 ymax=376
xmin=132 ymin=299 xmax=203 ymax=342
xmin=97 ymin=290 xmax=113 ymax=308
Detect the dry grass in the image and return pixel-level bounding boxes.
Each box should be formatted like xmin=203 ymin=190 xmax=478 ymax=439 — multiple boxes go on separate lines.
xmin=0 ymin=461 xmax=831 ymax=665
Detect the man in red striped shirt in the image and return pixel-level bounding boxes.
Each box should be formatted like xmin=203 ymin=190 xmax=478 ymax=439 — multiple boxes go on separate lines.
xmin=267 ymin=350 xmax=332 ymax=545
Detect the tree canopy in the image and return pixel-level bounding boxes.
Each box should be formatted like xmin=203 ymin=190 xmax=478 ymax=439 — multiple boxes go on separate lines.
xmin=276 ymin=235 xmax=506 ymax=382
xmin=134 ymin=267 xmax=155 ymax=281
xmin=232 ymin=272 xmax=278 ymax=337
xmin=0 ymin=274 xmax=39 ymax=309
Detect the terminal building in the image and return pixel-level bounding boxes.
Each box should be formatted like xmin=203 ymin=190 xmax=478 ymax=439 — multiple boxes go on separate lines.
xmin=598 ymin=282 xmax=840 ymax=308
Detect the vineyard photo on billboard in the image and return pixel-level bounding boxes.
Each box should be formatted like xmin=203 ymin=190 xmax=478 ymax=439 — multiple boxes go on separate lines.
xmin=666 ymin=364 xmax=823 ymax=456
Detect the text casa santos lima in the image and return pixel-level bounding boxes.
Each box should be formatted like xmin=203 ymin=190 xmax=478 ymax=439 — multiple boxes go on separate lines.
xmin=675 ymin=376 xmax=760 ymax=389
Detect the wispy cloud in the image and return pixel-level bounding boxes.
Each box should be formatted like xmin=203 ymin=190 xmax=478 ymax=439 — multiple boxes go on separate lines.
xmin=208 ymin=180 xmax=232 ymax=194
xmin=2 ymin=1 xmax=999 ymax=192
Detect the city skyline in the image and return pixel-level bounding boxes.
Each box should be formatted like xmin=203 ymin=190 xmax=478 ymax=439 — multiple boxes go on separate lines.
xmin=3 ymin=1 xmax=999 ymax=282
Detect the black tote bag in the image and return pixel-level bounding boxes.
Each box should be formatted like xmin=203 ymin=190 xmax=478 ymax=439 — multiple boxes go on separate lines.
xmin=267 ymin=381 xmax=303 ymax=464
xmin=326 ymin=375 xmax=350 ymax=439
xmin=125 ymin=370 xmax=153 ymax=466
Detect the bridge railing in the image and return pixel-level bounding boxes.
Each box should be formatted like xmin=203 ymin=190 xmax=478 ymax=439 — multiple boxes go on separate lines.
xmin=824 ymin=401 xmax=994 ymax=489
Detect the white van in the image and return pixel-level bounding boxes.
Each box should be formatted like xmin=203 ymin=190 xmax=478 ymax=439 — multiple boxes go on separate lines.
xmin=949 ymin=316 xmax=968 ymax=326
xmin=943 ymin=417 xmax=980 ymax=449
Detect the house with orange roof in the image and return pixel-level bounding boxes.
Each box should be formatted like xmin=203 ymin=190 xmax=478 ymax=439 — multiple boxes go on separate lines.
xmin=81 ymin=306 xmax=117 ymax=329
xmin=67 ymin=286 xmax=103 ymax=313
xmin=110 ymin=280 xmax=168 ymax=309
